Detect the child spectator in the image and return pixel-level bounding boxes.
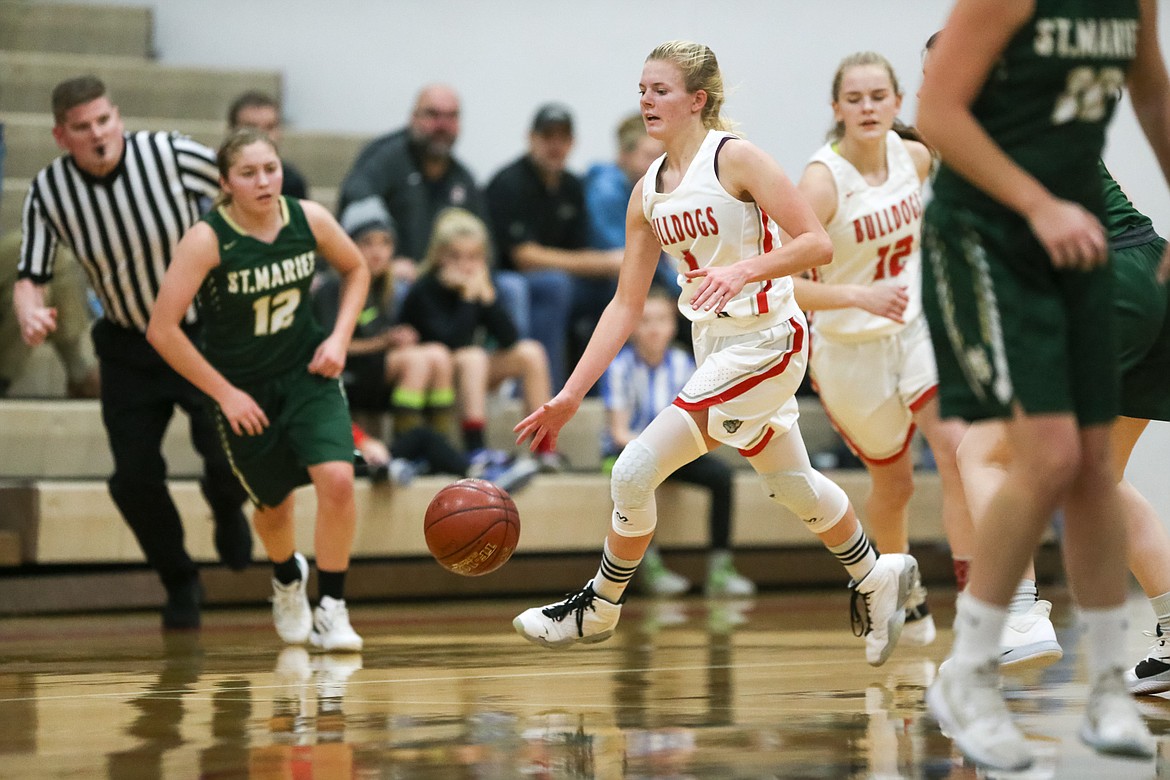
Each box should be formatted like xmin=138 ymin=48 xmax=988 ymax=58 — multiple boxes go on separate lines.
xmin=399 ymin=208 xmax=563 ymax=473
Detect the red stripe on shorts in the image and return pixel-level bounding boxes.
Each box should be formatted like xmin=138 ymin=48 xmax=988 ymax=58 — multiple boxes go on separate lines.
xmin=672 ymin=316 xmax=805 ymax=411
xmin=811 ymin=381 xmax=918 ymax=466
xmin=908 ymin=385 xmax=938 ymax=413
xmin=738 ymin=426 xmax=775 ymax=457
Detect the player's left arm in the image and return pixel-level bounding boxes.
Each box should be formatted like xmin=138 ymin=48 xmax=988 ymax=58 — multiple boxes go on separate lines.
xmin=303 ymin=199 xmax=371 ymax=377
xmin=686 ymin=140 xmax=832 ymax=313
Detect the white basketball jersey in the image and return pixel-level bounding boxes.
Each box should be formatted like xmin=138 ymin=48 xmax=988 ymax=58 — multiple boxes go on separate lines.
xmin=807 ymin=130 xmax=924 ymax=341
xmin=642 ymin=130 xmax=799 ymax=332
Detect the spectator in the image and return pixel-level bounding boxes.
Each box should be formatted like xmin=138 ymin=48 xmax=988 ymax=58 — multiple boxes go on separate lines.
xmin=398 ymin=208 xmax=554 ymax=475
xmin=336 ymin=84 xmax=485 ymax=288
xmin=13 ymin=76 xmax=251 ymax=630
xmin=313 ymin=200 xmax=457 ymax=442
xmin=485 ymin=103 xmax=623 ymax=387
xmin=227 ymin=90 xmax=308 ymax=199
xmin=585 ymin=112 xmax=674 ymax=293
xmin=352 ymin=420 xmax=537 ymax=493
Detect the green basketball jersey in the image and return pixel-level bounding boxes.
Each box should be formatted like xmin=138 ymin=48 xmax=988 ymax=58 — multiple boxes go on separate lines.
xmin=933 ymin=0 xmax=1140 ymax=217
xmin=1099 ymin=159 xmax=1153 ymax=243
xmin=198 ymin=197 xmax=324 ymax=384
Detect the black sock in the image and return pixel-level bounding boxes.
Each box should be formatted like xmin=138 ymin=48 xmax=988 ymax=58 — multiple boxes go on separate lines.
xmin=272 ymin=554 xmax=302 ymax=585
xmin=462 ymin=421 xmax=486 ymax=452
xmin=318 ymin=569 xmax=347 ymax=601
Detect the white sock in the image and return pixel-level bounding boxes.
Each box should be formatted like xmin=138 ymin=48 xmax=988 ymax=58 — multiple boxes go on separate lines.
xmin=1009 ymin=579 xmax=1038 ymax=615
xmin=1150 ymin=590 xmax=1170 ymax=637
xmin=951 ymin=592 xmax=1009 ymax=668
xmin=1079 ymin=604 xmax=1129 ymax=678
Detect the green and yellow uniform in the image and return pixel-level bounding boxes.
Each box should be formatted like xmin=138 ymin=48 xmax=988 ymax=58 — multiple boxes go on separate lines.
xmin=922 ymin=0 xmax=1140 ymax=423
xmin=200 ymin=196 xmax=353 ymax=507
xmin=1103 ymin=163 xmax=1170 ymax=421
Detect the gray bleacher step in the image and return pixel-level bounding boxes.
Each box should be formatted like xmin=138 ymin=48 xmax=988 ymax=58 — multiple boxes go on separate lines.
xmin=0 ymin=399 xmax=204 ymax=479
xmin=0 ymin=111 xmax=369 ymax=190
xmin=0 ymin=51 xmax=281 ymax=121
xmin=10 ymin=470 xmax=946 ymax=566
xmin=0 ymin=2 xmax=154 ymax=59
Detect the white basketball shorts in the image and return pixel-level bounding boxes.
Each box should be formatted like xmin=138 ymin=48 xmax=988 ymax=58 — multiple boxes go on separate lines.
xmin=809 ymin=315 xmax=938 ymax=464
xmin=674 ymin=314 xmax=807 ymax=456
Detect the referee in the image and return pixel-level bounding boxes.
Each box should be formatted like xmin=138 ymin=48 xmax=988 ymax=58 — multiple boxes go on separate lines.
xmin=12 ymin=76 xmax=251 ymax=630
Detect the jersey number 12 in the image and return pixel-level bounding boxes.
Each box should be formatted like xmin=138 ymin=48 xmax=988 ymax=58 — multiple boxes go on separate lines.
xmin=252 ymin=289 xmax=300 ymax=336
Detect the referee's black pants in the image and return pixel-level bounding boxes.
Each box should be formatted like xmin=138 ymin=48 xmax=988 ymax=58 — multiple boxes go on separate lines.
xmin=93 ymin=319 xmax=246 ymax=589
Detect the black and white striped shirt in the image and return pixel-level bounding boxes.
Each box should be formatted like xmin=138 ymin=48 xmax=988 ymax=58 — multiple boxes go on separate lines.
xmin=18 ymin=130 xmax=219 ymax=332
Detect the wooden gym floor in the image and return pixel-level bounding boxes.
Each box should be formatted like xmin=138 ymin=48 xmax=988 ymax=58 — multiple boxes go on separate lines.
xmin=2 ymin=587 xmax=1169 ymax=779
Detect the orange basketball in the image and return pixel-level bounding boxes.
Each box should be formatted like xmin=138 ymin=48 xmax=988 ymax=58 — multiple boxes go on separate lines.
xmin=423 ymin=478 xmax=520 ymax=576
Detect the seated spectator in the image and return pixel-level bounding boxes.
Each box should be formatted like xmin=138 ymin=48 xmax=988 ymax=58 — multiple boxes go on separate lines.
xmin=227 ymin=90 xmax=308 ymax=199
xmin=600 ymin=286 xmax=755 ymax=597
xmin=399 ymin=208 xmax=566 ymax=473
xmin=0 ymin=229 xmax=99 ymax=397
xmin=485 ymin=103 xmax=622 ymax=387
xmin=313 ymin=201 xmax=457 ymax=442
xmin=336 ymin=84 xmax=486 ymax=297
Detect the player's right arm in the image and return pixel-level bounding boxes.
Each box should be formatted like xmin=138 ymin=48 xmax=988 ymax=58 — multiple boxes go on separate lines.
xmin=917 ymin=0 xmax=1105 ymax=271
xmin=515 ymin=183 xmax=660 ymax=451
xmin=146 ymin=223 xmax=269 ymax=436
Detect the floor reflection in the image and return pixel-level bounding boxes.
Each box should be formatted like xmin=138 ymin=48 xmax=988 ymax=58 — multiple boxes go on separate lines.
xmin=0 ymin=590 xmax=1165 ymax=778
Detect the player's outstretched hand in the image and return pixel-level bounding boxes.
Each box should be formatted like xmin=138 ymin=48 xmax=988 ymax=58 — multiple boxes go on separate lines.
xmin=514 ymin=390 xmax=581 ymax=452
xmin=218 ymin=386 xmax=269 ymax=436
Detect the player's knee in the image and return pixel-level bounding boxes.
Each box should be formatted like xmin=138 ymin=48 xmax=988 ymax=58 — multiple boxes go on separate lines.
xmin=609 ymin=440 xmax=660 ymax=536
xmin=610 ymin=440 xmax=659 ymax=509
xmin=760 ymin=468 xmax=848 ymax=534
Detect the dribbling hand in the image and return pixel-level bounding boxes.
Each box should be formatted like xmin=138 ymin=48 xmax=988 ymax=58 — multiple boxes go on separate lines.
xmin=514 ymin=391 xmax=581 ymax=452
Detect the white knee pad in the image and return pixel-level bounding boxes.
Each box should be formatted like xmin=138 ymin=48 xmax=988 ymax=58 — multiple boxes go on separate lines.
xmin=609 ymin=439 xmax=660 ymax=537
xmin=760 ymin=467 xmax=848 ymax=534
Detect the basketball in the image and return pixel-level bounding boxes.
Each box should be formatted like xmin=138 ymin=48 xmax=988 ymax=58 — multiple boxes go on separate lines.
xmin=423 ymin=478 xmax=520 ymax=576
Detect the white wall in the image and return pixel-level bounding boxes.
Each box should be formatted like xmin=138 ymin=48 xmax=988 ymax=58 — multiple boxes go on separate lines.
xmin=57 ymin=0 xmax=1170 ymax=234
xmin=57 ymin=0 xmax=1169 ymax=519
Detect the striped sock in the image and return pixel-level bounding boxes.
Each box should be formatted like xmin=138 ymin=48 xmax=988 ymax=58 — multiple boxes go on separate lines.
xmin=591 ymin=539 xmax=642 ymax=603
xmin=828 ymin=525 xmax=878 ymax=582
xmin=462 ymin=420 xmax=486 ymax=452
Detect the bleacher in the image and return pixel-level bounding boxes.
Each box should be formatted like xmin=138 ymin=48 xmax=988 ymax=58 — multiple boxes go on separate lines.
xmin=0 ymin=1 xmax=952 ymax=615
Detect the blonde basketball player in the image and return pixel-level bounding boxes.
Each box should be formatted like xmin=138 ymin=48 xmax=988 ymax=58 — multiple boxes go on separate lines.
xmin=512 ymin=40 xmax=919 ymax=667
xmin=794 ymin=52 xmax=976 ymax=649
